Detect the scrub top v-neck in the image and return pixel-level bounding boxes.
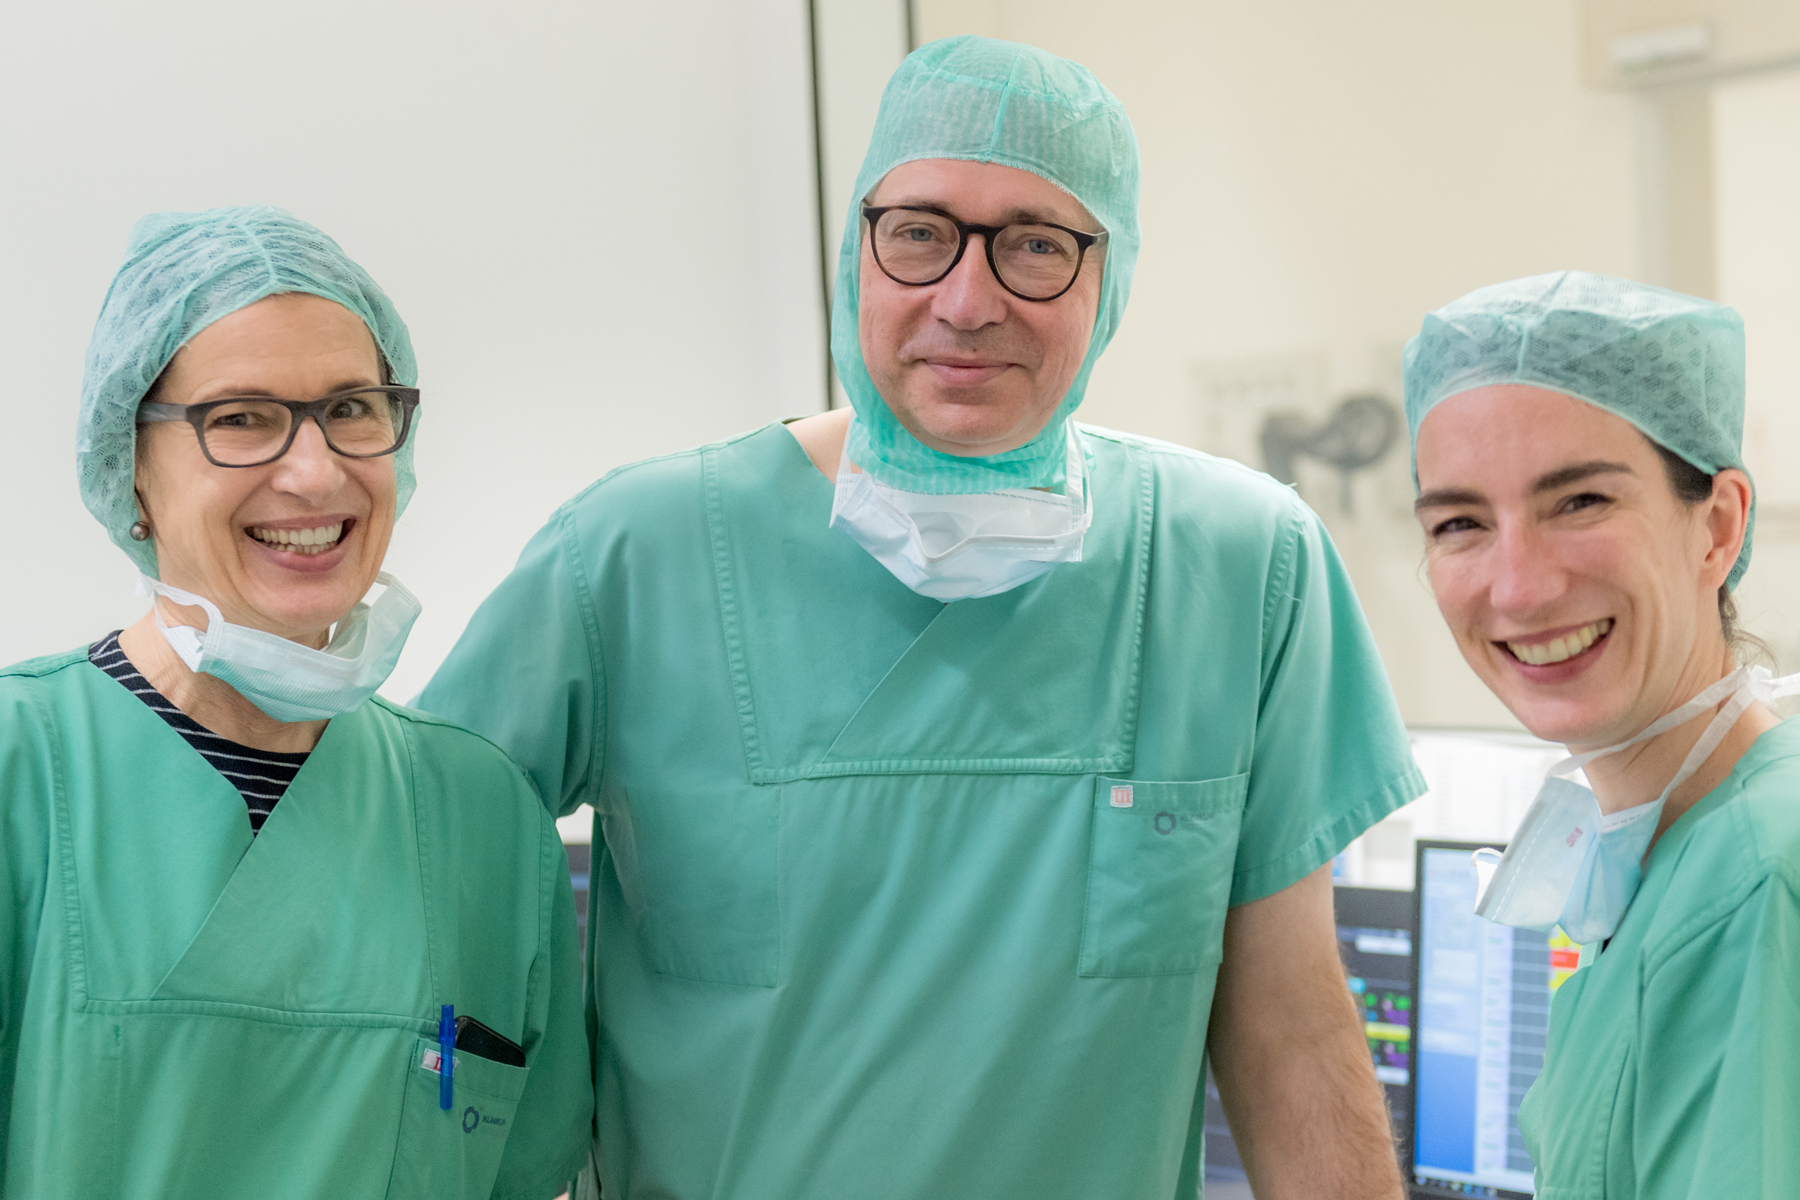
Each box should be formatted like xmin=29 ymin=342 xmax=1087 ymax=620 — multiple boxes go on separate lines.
xmin=0 ymin=650 xmax=592 ymax=1199
xmin=420 ymin=420 xmax=1424 ymax=1200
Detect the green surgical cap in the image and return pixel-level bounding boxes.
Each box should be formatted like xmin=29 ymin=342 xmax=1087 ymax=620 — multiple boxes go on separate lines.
xmin=79 ymin=205 xmax=419 ymax=578
xmin=1404 ymin=270 xmax=1753 ymax=588
xmin=833 ymin=36 xmax=1141 ymax=493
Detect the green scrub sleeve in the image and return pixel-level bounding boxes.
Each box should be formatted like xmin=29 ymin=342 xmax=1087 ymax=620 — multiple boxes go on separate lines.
xmin=1635 ymin=872 xmax=1800 ymax=1198
xmin=419 ymin=512 xmax=603 ymax=819
xmin=1228 ymin=508 xmax=1424 ymax=906
xmin=490 ymin=811 xmax=596 ymax=1199
xmin=0 ymin=674 xmax=54 ymax=1182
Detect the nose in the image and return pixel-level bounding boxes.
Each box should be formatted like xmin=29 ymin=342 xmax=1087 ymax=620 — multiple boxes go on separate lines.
xmin=1485 ymin=517 xmax=1569 ymax=619
xmin=928 ymin=233 xmax=1011 ymax=331
xmin=269 ymin=417 xmax=348 ymax=499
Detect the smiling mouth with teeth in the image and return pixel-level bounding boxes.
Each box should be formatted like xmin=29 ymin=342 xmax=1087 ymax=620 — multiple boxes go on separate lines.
xmin=246 ymin=520 xmax=350 ymax=556
xmin=1504 ymin=618 xmax=1613 ymax=666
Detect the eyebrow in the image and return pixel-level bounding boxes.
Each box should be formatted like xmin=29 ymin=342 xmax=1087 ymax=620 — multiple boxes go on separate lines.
xmin=187 ymin=378 xmax=383 ymax=403
xmin=877 ymin=196 xmax=1096 ymax=231
xmin=1414 ymin=460 xmax=1635 ymax=511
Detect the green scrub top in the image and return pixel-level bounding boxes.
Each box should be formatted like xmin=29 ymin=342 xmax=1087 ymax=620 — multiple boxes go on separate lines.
xmin=419 ymin=422 xmax=1424 ymax=1200
xmin=1519 ymin=717 xmax=1800 ymax=1199
xmin=0 ymin=649 xmax=592 ymax=1199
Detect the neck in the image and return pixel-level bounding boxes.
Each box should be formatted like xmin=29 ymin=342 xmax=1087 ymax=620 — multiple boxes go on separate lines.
xmin=117 ymin=607 xmax=330 ymax=753
xmin=786 ymin=407 xmax=855 ymax=481
xmin=1578 ymin=653 xmax=1779 ymax=848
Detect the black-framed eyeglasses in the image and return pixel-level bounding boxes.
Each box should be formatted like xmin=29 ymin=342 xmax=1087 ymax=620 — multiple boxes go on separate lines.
xmin=137 ymin=386 xmax=420 ymax=468
xmin=863 ymin=205 xmax=1108 ymax=301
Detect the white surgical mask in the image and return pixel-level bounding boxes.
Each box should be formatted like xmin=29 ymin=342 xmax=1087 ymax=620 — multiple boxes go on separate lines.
xmin=1475 ymin=665 xmax=1800 ymax=944
xmin=829 ymin=421 xmax=1092 ymax=602
xmin=137 ymin=571 xmax=422 ymax=723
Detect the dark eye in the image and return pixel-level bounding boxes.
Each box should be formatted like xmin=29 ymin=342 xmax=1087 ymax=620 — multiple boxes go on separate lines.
xmin=1429 ymin=515 xmax=1481 ymax=538
xmin=326 ymin=397 xmax=375 ymax=420
xmin=1560 ymin=491 xmax=1609 ymax=514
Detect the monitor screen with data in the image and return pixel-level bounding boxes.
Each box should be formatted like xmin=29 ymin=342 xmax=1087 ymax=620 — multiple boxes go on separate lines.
xmin=1409 ymin=841 xmax=1579 ymax=1198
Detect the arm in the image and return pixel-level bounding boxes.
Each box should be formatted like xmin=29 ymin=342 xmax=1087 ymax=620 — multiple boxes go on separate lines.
xmin=417 ymin=512 xmax=602 ymax=818
xmin=1207 ymin=864 xmax=1402 ymax=1200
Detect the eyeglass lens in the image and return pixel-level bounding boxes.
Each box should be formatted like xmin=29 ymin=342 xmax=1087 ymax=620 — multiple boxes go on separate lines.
xmin=870 ymin=209 xmax=1086 ymax=298
xmin=200 ymin=389 xmax=408 ymax=465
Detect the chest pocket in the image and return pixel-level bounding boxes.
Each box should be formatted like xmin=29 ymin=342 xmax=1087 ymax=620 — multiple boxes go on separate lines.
xmin=386 ymin=1037 xmax=529 ymax=1200
xmin=1080 ymin=774 xmax=1248 ymax=978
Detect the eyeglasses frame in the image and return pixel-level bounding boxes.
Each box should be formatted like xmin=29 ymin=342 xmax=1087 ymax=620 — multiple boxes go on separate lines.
xmin=137 ymin=386 xmax=421 ymax=469
xmin=861 ymin=205 xmax=1109 ymax=302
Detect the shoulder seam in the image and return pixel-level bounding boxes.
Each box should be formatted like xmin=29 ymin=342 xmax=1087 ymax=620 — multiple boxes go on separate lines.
xmin=1077 ymin=423 xmax=1300 ymax=488
xmin=1 ymin=647 xmax=93 ymax=680
xmin=554 ymin=423 xmax=779 ymax=514
xmin=370 ymin=696 xmax=539 ymax=792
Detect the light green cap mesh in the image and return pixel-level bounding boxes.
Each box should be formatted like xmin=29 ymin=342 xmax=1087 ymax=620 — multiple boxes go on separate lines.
xmin=1403 ymin=270 xmax=1753 ymax=588
xmin=833 ymin=36 xmax=1140 ymax=493
xmin=78 ymin=205 xmax=419 ymax=578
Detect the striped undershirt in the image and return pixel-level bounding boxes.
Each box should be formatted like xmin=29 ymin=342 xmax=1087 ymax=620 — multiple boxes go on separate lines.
xmin=88 ymin=631 xmax=310 ymax=833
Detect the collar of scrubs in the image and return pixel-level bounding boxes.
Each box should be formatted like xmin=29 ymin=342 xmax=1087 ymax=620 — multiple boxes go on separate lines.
xmin=706 ymin=423 xmax=1154 ymax=784
xmin=57 ymin=670 xmax=454 ymax=1016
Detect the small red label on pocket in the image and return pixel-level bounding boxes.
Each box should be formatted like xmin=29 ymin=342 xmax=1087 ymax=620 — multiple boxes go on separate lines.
xmin=1110 ymin=785 xmax=1134 ymax=808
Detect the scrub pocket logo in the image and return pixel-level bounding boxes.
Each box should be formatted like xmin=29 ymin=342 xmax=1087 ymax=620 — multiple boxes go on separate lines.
xmin=1153 ymin=811 xmax=1213 ymax=835
xmin=462 ymin=1106 xmax=509 ymax=1134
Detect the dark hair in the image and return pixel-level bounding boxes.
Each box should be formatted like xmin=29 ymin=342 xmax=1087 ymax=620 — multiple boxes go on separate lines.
xmin=1647 ymin=439 xmax=1765 ymax=662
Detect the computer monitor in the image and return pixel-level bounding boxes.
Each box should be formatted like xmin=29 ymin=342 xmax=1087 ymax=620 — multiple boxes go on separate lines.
xmin=1336 ymin=885 xmax=1415 ymax=1136
xmin=1409 ymin=841 xmax=1579 ymax=1198
xmin=1203 ymin=884 xmax=1417 ymax=1184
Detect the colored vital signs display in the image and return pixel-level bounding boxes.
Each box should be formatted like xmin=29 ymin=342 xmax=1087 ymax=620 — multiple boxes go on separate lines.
xmin=1339 ymin=923 xmax=1413 ymax=1087
xmin=1203 ymin=885 xmax=1416 ymax=1184
xmin=1410 ymin=842 xmax=1573 ymax=1198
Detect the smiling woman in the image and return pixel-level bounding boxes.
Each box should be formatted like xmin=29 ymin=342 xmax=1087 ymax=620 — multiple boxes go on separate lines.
xmin=1403 ymin=271 xmax=1800 ymax=1199
xmin=0 ymin=206 xmax=590 ymax=1198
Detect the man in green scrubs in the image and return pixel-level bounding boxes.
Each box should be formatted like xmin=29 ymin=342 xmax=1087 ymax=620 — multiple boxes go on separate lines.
xmin=422 ymin=37 xmax=1423 ymax=1199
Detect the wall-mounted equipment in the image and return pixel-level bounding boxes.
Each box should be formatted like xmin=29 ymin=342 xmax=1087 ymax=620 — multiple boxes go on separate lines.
xmin=1259 ymin=393 xmax=1401 ymax=514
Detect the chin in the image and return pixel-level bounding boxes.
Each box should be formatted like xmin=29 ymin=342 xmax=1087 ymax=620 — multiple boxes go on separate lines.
xmin=910 ymin=404 xmax=1040 ymax=453
xmin=1495 ymin=687 xmax=1628 ymax=750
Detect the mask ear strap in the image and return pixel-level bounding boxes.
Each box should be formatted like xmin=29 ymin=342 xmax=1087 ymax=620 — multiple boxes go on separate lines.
xmin=1655 ymin=682 xmax=1760 ymax=805
xmin=1550 ymin=666 xmax=1753 ymax=780
xmin=136 ymin=573 xmax=224 ymax=633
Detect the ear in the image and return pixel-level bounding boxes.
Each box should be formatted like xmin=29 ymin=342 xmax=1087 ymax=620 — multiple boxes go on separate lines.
xmin=1700 ymin=468 xmax=1752 ymax=590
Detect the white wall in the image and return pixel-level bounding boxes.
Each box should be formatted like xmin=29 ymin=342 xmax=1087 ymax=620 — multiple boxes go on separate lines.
xmin=813 ymin=0 xmax=914 ymax=407
xmin=0 ymin=0 xmax=826 ymax=701
xmin=1715 ymin=69 xmax=1800 ymax=668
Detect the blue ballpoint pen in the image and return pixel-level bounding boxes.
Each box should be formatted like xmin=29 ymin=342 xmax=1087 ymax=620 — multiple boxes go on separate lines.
xmin=439 ymin=1004 xmax=454 ymax=1110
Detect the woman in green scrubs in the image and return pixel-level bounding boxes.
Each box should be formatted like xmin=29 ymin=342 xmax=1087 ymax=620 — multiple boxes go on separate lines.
xmin=1406 ymin=271 xmax=1799 ymax=1197
xmin=0 ymin=207 xmax=590 ymax=1198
